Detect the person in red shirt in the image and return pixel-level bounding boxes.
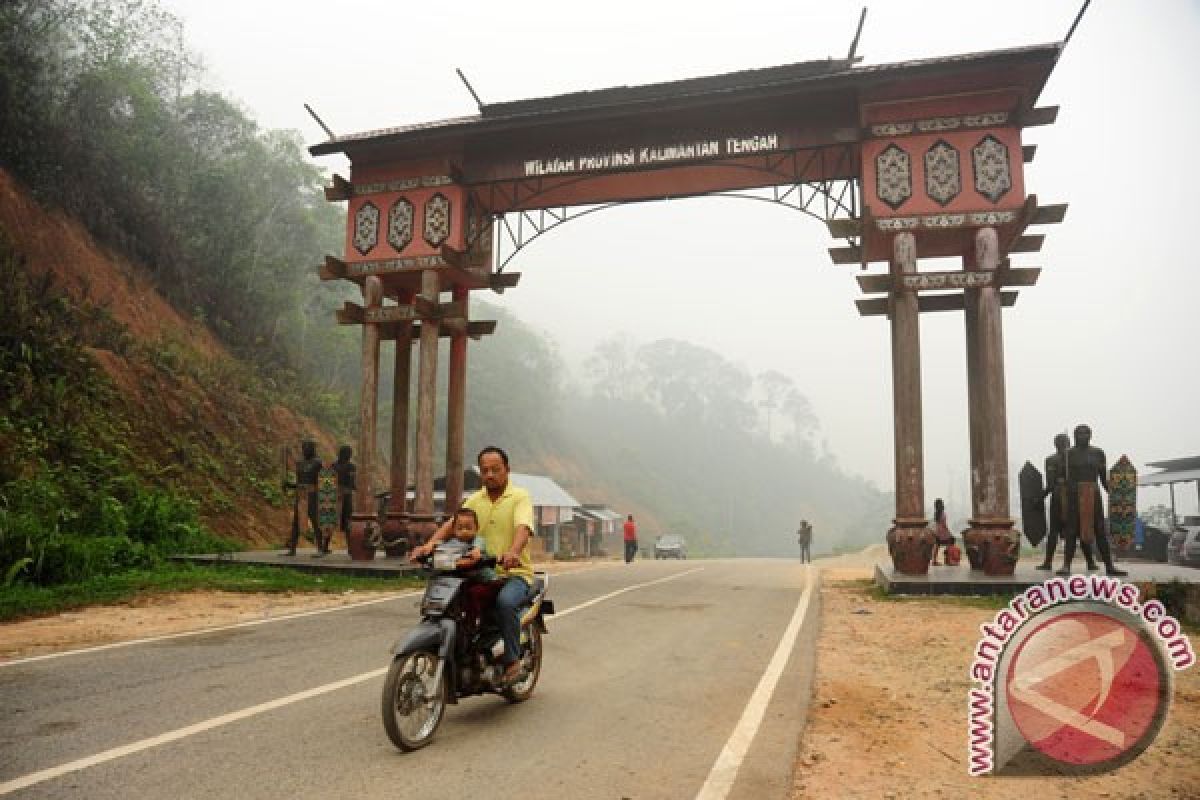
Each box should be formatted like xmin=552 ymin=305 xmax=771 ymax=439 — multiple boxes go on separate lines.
xmin=623 ymin=514 xmax=638 ymax=564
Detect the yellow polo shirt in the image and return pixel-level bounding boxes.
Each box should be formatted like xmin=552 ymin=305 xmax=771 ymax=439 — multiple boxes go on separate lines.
xmin=463 ymin=482 xmax=534 ymax=584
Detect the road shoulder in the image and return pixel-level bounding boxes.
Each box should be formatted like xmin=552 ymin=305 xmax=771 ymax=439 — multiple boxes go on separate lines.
xmin=791 ymin=567 xmax=1200 ymax=799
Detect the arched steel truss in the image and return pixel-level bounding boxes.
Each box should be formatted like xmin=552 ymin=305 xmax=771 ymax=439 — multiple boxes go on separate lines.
xmin=484 ymin=179 xmax=859 ymax=271
xmin=465 ymin=144 xmax=861 ymax=271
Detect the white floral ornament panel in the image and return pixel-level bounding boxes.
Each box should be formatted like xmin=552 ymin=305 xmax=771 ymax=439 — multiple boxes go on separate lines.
xmin=388 ymin=197 xmax=414 ymax=252
xmin=875 ymin=143 xmax=912 ymax=211
xmin=423 ymin=193 xmax=451 ymax=249
xmin=971 ymin=135 xmax=1012 ymax=204
xmin=924 ymin=139 xmax=961 ymax=206
xmin=353 ymin=201 xmax=380 ymax=256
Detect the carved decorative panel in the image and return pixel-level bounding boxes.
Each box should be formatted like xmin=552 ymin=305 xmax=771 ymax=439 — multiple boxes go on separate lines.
xmin=875 ymin=143 xmax=912 ymax=210
xmin=972 ymin=134 xmax=1012 ymax=203
xmin=423 ymin=192 xmax=451 ymax=249
xmin=353 ymin=201 xmax=379 ymax=256
xmin=924 ymin=139 xmax=961 ymax=206
xmin=387 ymin=197 xmax=414 ymax=252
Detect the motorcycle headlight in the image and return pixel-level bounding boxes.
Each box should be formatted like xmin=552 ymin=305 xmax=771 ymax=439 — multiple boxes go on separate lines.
xmin=432 ymin=550 xmax=459 ymax=571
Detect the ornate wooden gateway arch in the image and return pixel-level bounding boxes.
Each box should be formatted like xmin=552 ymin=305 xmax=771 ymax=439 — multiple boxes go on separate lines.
xmin=310 ymin=42 xmax=1067 ymax=576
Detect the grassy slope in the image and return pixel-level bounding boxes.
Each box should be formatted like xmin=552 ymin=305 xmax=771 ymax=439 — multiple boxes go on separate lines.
xmin=0 ymin=168 xmax=339 ymax=546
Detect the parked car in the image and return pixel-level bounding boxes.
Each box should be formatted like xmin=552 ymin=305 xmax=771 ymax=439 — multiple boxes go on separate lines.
xmin=1138 ymin=525 xmax=1172 ymax=563
xmin=1166 ymin=515 xmax=1200 ymax=567
xmin=654 ymin=535 xmax=687 ymax=560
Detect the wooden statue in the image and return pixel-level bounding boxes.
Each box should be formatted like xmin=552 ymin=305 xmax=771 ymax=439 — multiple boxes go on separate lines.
xmin=1059 ymin=425 xmax=1127 ymax=577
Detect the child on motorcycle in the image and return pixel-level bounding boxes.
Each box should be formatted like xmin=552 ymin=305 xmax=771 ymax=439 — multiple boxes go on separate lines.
xmin=453 ymin=508 xmax=502 ymax=634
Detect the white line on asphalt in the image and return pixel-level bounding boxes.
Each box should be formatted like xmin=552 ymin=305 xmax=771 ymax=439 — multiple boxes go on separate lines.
xmin=0 ymin=592 xmax=420 ymax=668
xmin=554 ymin=567 xmax=704 ymax=618
xmin=0 ymin=564 xmax=704 ymax=795
xmin=694 ymin=565 xmax=816 ymax=800
xmin=0 ymin=668 xmax=389 ymax=796
xmin=541 ymin=562 xmax=621 ymax=578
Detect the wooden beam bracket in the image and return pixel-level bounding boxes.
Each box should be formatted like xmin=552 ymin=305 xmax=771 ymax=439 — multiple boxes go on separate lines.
xmin=1019 ymin=106 xmax=1059 ymax=128
xmin=828 ymin=245 xmax=862 ymax=266
xmin=856 ymin=290 xmax=1019 ymax=317
xmin=336 ymin=302 xmax=365 ymax=325
xmin=319 ymin=255 xmax=348 ymax=281
xmin=857 ymin=266 xmax=1041 ymax=295
xmin=490 ymin=272 xmax=521 ymax=293
xmin=438 ymin=244 xmax=465 ymax=269
xmin=379 ymin=319 xmax=498 ymax=341
xmin=1031 ymin=203 xmax=1068 ymax=225
xmin=413 ymin=295 xmax=439 ymax=319
xmin=324 ymin=174 xmax=353 ymax=202
xmin=826 ymin=218 xmax=861 ymax=239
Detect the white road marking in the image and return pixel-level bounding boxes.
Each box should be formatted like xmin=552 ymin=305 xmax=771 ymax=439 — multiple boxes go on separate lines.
xmin=0 ymin=565 xmax=704 ymax=795
xmin=540 ymin=561 xmax=622 ymax=578
xmin=0 ymin=669 xmax=388 ymax=796
xmin=553 ymin=567 xmax=704 ymax=619
xmin=694 ymin=565 xmax=816 ymax=800
xmin=0 ymin=592 xmax=419 ymax=668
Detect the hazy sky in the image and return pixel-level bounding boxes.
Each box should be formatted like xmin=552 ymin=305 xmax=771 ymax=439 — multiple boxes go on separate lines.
xmin=159 ymin=0 xmax=1200 ymax=518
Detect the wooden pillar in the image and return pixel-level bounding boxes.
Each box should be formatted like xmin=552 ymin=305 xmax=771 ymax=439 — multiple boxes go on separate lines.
xmin=886 ymin=232 xmax=932 ymax=575
xmin=393 ymin=291 xmax=417 ymax=515
xmin=963 ymin=249 xmax=984 ymax=561
xmin=962 ymin=226 xmax=1020 ymax=575
xmin=412 ymin=270 xmax=440 ymax=532
xmin=356 ymin=276 xmax=383 ymax=514
xmin=444 ymin=285 xmax=469 ymax=514
xmin=973 ymin=227 xmax=1011 ymax=521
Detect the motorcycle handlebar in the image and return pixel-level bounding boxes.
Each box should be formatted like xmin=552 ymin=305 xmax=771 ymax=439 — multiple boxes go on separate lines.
xmin=410 ymin=552 xmax=499 ymax=571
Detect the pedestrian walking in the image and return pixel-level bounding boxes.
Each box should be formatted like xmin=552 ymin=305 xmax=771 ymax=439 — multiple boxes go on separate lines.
xmin=797 ymin=520 xmax=813 ymax=563
xmin=623 ymin=514 xmax=638 ymax=563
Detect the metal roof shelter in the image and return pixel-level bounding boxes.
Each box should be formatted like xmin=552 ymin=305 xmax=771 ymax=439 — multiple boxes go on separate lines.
xmin=1139 ymin=456 xmax=1200 ymax=526
xmin=582 ymin=505 xmax=623 ymax=523
xmin=468 ymin=467 xmax=580 ymax=511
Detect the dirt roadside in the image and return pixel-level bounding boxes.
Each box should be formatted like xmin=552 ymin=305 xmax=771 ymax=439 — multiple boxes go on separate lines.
xmin=792 ymin=558 xmax=1200 ymax=799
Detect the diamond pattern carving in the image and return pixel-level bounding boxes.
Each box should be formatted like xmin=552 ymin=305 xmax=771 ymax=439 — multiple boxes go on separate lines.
xmin=875 ymin=144 xmax=912 ymax=211
xmin=423 ymin=192 xmax=451 ymax=249
xmin=353 ymin=201 xmax=379 ymax=256
xmin=924 ymin=139 xmax=960 ymax=206
xmin=972 ymin=134 xmax=1012 ymax=203
xmin=387 ymin=197 xmax=414 ymax=252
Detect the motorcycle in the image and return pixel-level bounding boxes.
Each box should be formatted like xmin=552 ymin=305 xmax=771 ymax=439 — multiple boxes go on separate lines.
xmin=381 ymin=539 xmax=554 ymax=751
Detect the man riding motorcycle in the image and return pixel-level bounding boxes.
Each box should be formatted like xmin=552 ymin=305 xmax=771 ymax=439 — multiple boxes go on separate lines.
xmin=411 ymin=445 xmax=535 ymax=685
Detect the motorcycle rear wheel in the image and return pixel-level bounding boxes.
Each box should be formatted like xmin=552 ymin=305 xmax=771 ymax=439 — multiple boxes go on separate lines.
xmin=382 ymin=650 xmax=445 ymax=751
xmin=502 ymin=623 xmax=542 ymax=703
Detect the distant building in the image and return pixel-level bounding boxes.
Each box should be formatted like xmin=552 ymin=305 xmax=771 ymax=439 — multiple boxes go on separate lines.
xmin=414 ymin=468 xmax=613 ymax=558
xmin=578 ymin=504 xmax=623 ymax=556
xmin=506 ymin=470 xmax=581 ymax=555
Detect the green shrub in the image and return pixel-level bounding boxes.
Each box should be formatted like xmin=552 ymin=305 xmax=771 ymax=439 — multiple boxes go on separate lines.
xmin=0 ymin=241 xmax=237 ymax=587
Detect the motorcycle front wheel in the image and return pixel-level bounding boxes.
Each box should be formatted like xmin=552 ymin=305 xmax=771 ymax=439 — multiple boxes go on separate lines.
xmin=502 ymin=623 xmax=542 ymax=703
xmin=381 ymin=649 xmax=445 ymax=751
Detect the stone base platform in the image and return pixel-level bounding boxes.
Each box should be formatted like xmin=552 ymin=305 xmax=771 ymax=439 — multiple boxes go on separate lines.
xmin=876 ymin=556 xmax=1200 ymax=597
xmin=172 ymin=549 xmax=421 ymax=579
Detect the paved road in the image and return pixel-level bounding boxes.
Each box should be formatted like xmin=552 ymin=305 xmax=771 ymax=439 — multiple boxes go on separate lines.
xmin=0 ymin=559 xmax=818 ymax=799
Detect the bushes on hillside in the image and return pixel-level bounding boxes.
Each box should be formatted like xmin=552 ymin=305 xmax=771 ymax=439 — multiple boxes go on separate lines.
xmin=0 ymin=241 xmax=233 ymax=587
